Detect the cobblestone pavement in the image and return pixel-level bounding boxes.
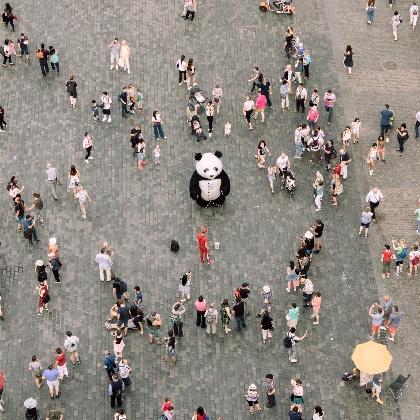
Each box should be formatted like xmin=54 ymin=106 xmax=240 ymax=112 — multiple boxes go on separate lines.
xmin=0 ymin=0 xmax=416 ymax=419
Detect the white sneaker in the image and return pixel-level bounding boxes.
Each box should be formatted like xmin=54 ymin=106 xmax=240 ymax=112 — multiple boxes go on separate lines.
xmin=110 ymin=65 xmax=114 ymax=70
xmin=313 ymin=321 xmax=319 ymax=325
xmin=102 ymin=116 xmax=107 ymax=122
xmin=290 ymin=359 xmax=298 ymax=363
xmin=127 ymin=69 xmax=130 ymax=74
xmin=208 ymin=132 xmax=212 ymax=138
xmin=85 ymin=159 xmax=89 ymax=163
xmin=88 ymin=156 xmax=94 ymax=160
xmin=286 ymin=288 xmax=290 ymax=292
xmin=369 ymin=170 xmax=373 ymax=176
xmin=108 ymin=118 xmax=111 ymax=123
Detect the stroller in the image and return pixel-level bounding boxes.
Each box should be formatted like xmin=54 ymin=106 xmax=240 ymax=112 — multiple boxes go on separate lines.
xmin=190 ymin=115 xmax=207 ymax=142
xmin=187 ymin=86 xmax=207 ymax=114
xmin=283 ymin=169 xmax=296 ymax=195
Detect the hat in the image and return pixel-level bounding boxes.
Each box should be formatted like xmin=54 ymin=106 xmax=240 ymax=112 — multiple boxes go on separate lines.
xmin=304 ymin=231 xmax=313 ymax=239
xmin=263 ymin=285 xmax=270 ymax=294
xmin=35 ymin=260 xmax=44 ymax=267
xmin=249 ymin=383 xmax=257 ymax=391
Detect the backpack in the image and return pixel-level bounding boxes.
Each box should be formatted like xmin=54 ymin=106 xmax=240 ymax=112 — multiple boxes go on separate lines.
xmin=234 ymin=288 xmax=241 ymax=298
xmin=170 ymin=240 xmax=180 ymax=253
xmin=330 ymin=148 xmax=337 ymax=160
xmin=397 ymin=247 xmax=409 ymax=259
xmin=283 ymin=335 xmax=293 ymax=349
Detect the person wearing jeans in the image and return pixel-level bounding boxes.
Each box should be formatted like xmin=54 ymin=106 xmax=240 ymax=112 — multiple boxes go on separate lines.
xmin=152 ymin=111 xmax=167 ymax=140
xmin=323 ymin=89 xmax=336 ymax=124
xmin=233 ymin=297 xmax=247 ymax=331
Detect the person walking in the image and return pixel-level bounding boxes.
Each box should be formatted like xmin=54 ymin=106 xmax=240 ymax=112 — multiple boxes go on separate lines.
xmin=264 ymin=374 xmax=276 ymax=408
xmin=261 ymin=311 xmax=274 ymax=344
xmin=386 ymin=305 xmax=402 ymax=341
xmin=42 ymin=365 xmax=60 ymax=399
xmin=23 ymin=215 xmax=40 ymax=246
xmin=49 ymin=46 xmax=59 ymax=74
xmin=54 ymin=348 xmax=68 ymax=381
xmin=381 ymin=244 xmax=394 ymax=278
xmin=380 ymin=104 xmax=393 ymax=137
xmin=67 ymin=165 xmax=80 ymax=198
xmin=27 ymin=192 xmax=44 ymax=225
xmin=366 ymin=187 xmax=383 ymax=221
xmin=103 ymin=350 xmax=117 ymax=381
xmin=101 ymin=91 xmax=112 ymax=122
xmin=408 ymin=244 xmax=420 ymax=276
xmin=415 ymin=110 xmax=420 ymax=138
xmin=371 ymin=374 xmax=383 ymax=404
xmin=2 ymin=3 xmax=14 ymax=31
xmin=366 ymin=0 xmax=376 ymax=24
xmin=248 ymin=66 xmax=263 ymax=93
xmin=163 ymin=330 xmax=177 ymax=365
xmin=267 ymin=163 xmax=278 ymax=194
xmin=205 ymin=101 xmax=215 ymax=137
xmin=64 ymin=331 xmax=80 ymax=366
xmin=119 ymin=40 xmax=130 ymax=73
xmin=280 ymin=79 xmax=290 ymax=111
xmin=184 ymin=0 xmax=197 ymax=21
xmin=254 ymin=90 xmax=267 ymax=123
xmin=410 ymin=1 xmax=419 ymax=29
xmin=233 ymin=297 xmax=247 ymax=331
xmin=110 ymin=373 xmax=124 ymax=408
xmin=83 ymin=132 xmax=94 ymax=163
xmin=29 ymin=355 xmax=43 ymax=389
xmin=295 ymin=83 xmax=307 ymax=114
xmin=396 ymin=123 xmax=409 ymax=156
xmin=186 ymin=58 xmax=197 ymax=90
xmin=323 ymin=89 xmax=336 ymax=125
xmin=339 ymin=148 xmax=351 ymax=179
xmin=46 ymin=163 xmax=59 ymax=201
xmin=178 ymin=271 xmax=191 ymax=300
xmin=393 ymin=239 xmax=409 ymax=275
xmin=74 ymin=185 xmax=91 ymax=220
xmin=245 ymin=384 xmax=261 ymax=415
xmin=366 ymin=143 xmax=378 ymax=175
xmin=212 ymin=84 xmax=223 ymax=113
xmin=369 ymin=303 xmax=383 ymax=340
xmin=415 ymin=199 xmax=420 ymax=234
xmin=49 ymin=254 xmax=62 ymax=283
xmin=205 ymin=303 xmax=218 ymax=335
xmin=220 ymin=298 xmax=232 ymax=333
xmin=243 ymin=95 xmax=255 ymax=130
xmin=343 ymin=45 xmax=353 ymax=77
xmin=176 ymin=54 xmax=187 ymax=85
xmin=0 ymin=371 xmax=5 ymax=413
xmin=256 ymin=139 xmax=270 ymax=169
xmin=290 ymin=379 xmax=304 ymax=412
xmin=36 ymin=43 xmax=50 ymax=76
xmin=95 ymin=247 xmax=113 ymax=282
xmin=118 ymin=87 xmax=128 ymax=119
xmin=391 ymin=10 xmax=402 ymax=40
xmin=2 ymin=39 xmax=13 ymax=67
xmin=36 ymin=280 xmax=49 ymax=316
xmin=17 ymin=33 xmax=29 ymax=61
xmin=152 ymin=111 xmax=167 ymax=140
xmin=0 ymin=105 xmax=6 ymax=132
xmin=170 ymin=300 xmax=185 ymax=337
xmin=109 ymin=38 xmax=121 ymax=70
xmin=286 ymin=303 xmax=299 ymax=328
xmin=359 ymin=207 xmax=373 ymax=238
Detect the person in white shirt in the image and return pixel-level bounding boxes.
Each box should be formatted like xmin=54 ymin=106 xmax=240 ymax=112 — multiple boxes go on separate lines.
xmin=410 ymin=1 xmax=419 ymax=29
xmin=242 ymin=96 xmax=255 ymax=130
xmin=45 ymin=163 xmax=59 ymax=201
xmin=212 ymin=84 xmax=223 ymax=114
xmin=101 ymin=91 xmax=112 ymax=122
xmin=295 ymin=83 xmax=307 ymax=114
xmin=74 ymin=185 xmax=91 ymax=220
xmin=391 ymin=11 xmax=402 ymax=40
xmin=280 ymin=80 xmax=290 ymax=111
xmin=176 ymin=54 xmax=187 ymax=85
xmin=82 ymin=132 xmax=94 ymax=163
xmin=95 ymin=248 xmax=113 ymax=281
xmin=63 ymin=331 xmax=80 ymax=366
xmin=276 ymin=152 xmax=290 ymax=175
xmin=366 ymin=187 xmax=383 ymax=222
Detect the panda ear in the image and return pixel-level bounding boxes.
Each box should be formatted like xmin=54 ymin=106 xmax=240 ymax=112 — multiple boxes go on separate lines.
xmin=194 ymin=153 xmax=202 ymax=161
xmin=214 ymin=151 xmax=222 ymax=158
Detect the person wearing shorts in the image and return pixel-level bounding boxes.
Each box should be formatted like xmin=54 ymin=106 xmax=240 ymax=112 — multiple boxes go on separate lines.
xmin=359 ymin=207 xmax=373 ymax=238
xmin=368 ymin=303 xmax=383 ymax=340
xmin=286 ymin=261 xmax=299 ymax=292
xmin=245 ymin=383 xmax=261 ymax=415
xmin=42 ymin=365 xmax=60 ymax=399
xmin=372 ymin=374 xmax=383 ymax=404
xmin=243 ymin=96 xmax=255 ymax=130
xmin=386 ymin=305 xmax=401 ymax=341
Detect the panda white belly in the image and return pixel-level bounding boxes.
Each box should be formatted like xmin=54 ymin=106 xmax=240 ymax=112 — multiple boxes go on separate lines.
xmin=199 ymin=178 xmax=221 ymax=201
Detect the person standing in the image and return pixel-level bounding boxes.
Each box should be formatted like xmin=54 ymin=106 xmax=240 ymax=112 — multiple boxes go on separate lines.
xmin=196 ymin=227 xmax=214 ymax=264
xmin=212 ymin=84 xmax=223 ymax=113
xmin=366 ymin=0 xmax=376 ymax=24
xmin=381 ymin=244 xmax=394 ymax=278
xmin=339 ymin=148 xmax=351 ymax=179
xmin=366 ymin=187 xmax=383 ymax=222
xmin=393 ymin=239 xmax=409 ymax=275
xmin=103 ymin=350 xmax=117 ymax=381
xmin=29 ymin=355 xmax=43 ymax=389
xmin=23 ymin=215 xmax=40 ymax=246
xmin=415 ymin=199 xmax=420 ymax=234
xmin=64 ymin=74 xmax=78 ymax=108
xmin=415 ymin=110 xmax=420 ymax=139
xmin=233 ymin=297 xmax=247 ymax=331
xmin=163 ymin=330 xmax=177 ymax=365
xmin=254 ymin=91 xmax=267 ymax=123
xmin=36 ymin=43 xmax=50 ymax=77
xmin=49 ymin=254 xmax=62 ymax=283
xmin=118 ymin=358 xmax=132 ymax=387
xmin=295 ymin=83 xmax=307 ymax=114
xmin=49 ymin=46 xmax=59 ymax=74
xmin=54 ymin=348 xmax=68 ymax=381
xmin=37 ymin=280 xmax=49 ymax=315
xmin=386 ymin=305 xmax=402 ymax=341
xmin=74 ymin=185 xmax=91 ymax=220
xmin=261 ymin=312 xmax=273 ymax=344
xmin=380 ymin=104 xmax=393 ymax=137
xmin=343 ymin=45 xmax=354 ymax=77
xmin=311 ymin=292 xmax=322 ymax=325
xmin=64 ymin=331 xmax=80 ymax=366
xmin=286 ymin=303 xmax=299 ymax=328
xmin=184 ymin=0 xmax=197 ymax=21
xmin=119 ymin=40 xmax=130 ymax=73
xmin=27 ymin=192 xmax=44 ymax=225
xmin=18 ymin=33 xmax=29 ymax=61
xmin=280 ymin=80 xmax=290 ymax=111
xmin=109 ymin=38 xmax=121 ymax=70
xmin=152 ymin=111 xmax=167 ymax=140
xmin=194 ymin=295 xmax=207 ymax=329
xmin=264 ymin=374 xmax=276 ymax=408
xmin=220 ymin=298 xmax=232 ymax=333
xmin=146 ymin=312 xmax=162 ymax=345
xmin=186 ymin=58 xmax=197 ymax=90
xmin=95 ymin=248 xmax=113 ymax=282
xmin=257 ymin=77 xmax=272 ymax=109
xmin=83 ymin=132 xmax=94 ymax=163
xmin=323 ymin=89 xmax=336 ymax=125
xmin=178 ymin=271 xmax=191 ymax=300
xmin=46 ymin=163 xmax=59 ymax=201
xmin=118 ymin=87 xmax=128 ymax=119
xmin=0 ymin=106 xmax=6 ymax=132
xmin=391 ymin=10 xmax=402 ymax=40
xmin=101 ymin=91 xmax=112 ymax=122
xmin=170 ymin=300 xmax=186 ymax=337
xmin=205 ymin=101 xmax=215 ymax=137
xmin=243 ymin=95 xmax=255 ymax=130
xmin=359 ymin=207 xmax=373 ymax=238
xmin=110 ymin=374 xmax=124 ymax=408
xmin=2 ymin=39 xmax=13 ymax=67
xmin=245 ymin=384 xmax=261 ymax=415
xmin=205 ymin=303 xmax=218 ymax=335
xmin=290 ymin=379 xmax=304 ymax=412
xmin=368 ymin=303 xmax=383 ymax=340
xmin=42 ymin=365 xmax=60 ymax=399
xmin=396 ymin=123 xmax=409 ymax=156
xmin=410 ymin=2 xmax=419 ymax=29
xmin=313 ymin=219 xmax=324 ymax=253
xmin=0 ymin=371 xmax=5 ymax=413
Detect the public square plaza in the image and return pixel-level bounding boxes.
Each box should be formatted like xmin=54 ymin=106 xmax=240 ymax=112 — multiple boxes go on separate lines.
xmin=0 ymin=0 xmax=420 ymax=419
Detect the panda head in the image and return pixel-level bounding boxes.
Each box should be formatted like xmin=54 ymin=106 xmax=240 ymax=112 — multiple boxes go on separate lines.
xmin=195 ymin=151 xmax=223 ymax=180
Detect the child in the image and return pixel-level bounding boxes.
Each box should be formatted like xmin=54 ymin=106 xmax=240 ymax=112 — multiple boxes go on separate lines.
xmin=49 ymin=46 xmax=59 ymax=74
xmin=351 ymin=117 xmax=361 ymax=143
xmin=224 ymin=121 xmax=232 ymax=137
xmin=91 ymin=100 xmax=100 ymax=123
xmin=133 ymin=286 xmax=143 ymax=307
xmin=153 ymin=144 xmax=161 ymax=165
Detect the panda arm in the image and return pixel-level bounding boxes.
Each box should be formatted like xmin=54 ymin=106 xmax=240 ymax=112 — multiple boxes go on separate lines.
xmin=219 ymin=170 xmax=230 ymax=196
xmin=189 ymin=171 xmax=201 ymax=199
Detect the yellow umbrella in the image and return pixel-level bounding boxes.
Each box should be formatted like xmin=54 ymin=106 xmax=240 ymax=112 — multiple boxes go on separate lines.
xmin=351 ymin=340 xmax=393 ymax=375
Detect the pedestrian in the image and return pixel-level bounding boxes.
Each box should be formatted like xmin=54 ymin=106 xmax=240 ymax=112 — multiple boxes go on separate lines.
xmin=284 ymin=26 xmax=295 ymax=59
xmin=351 ymin=117 xmax=361 ymax=143
xmin=0 ymin=105 xmax=6 ymax=132
xmin=64 ymin=331 xmax=80 ymax=366
xmin=343 ymin=45 xmax=353 ymax=77
xmin=280 ymin=79 xmax=290 ymax=111
xmin=257 ymin=285 xmax=272 ymax=317
xmin=184 ymin=0 xmax=197 ymax=21
xmin=14 ymin=195 xmax=25 ymax=232
xmin=313 ymin=219 xmax=324 ymax=253
xmin=267 ymin=163 xmax=278 ymax=194
xmin=112 ymin=275 xmax=128 ymax=301
xmin=114 ymin=409 xmax=127 ymax=420
xmin=35 ymin=260 xmax=47 ymax=284
xmin=24 ymin=398 xmax=39 ymax=420
xmin=284 ymin=327 xmax=307 ymax=363
xmin=2 ymin=3 xmax=14 ymax=31
xmin=386 ymin=305 xmax=402 ymax=341
xmin=301 ymin=277 xmax=314 ymax=307
xmin=42 ymin=364 xmax=60 ymax=399
xmin=286 ymin=261 xmax=299 ymax=292
xmin=408 ymin=244 xmax=420 ymax=276
xmin=17 ymin=33 xmax=29 ymax=61
xmin=243 ymin=95 xmax=255 ymax=130
xmin=95 ymin=247 xmax=113 ymax=282
xmin=294 ymin=57 xmax=304 ymax=83
xmin=415 ymin=199 xmax=420 ymax=234
xmin=49 ymin=46 xmax=59 ymax=74
xmin=366 ymin=143 xmax=378 ymax=176
xmin=194 ymin=295 xmax=207 ymax=328
xmin=36 ymin=280 xmax=49 ymax=316
xmin=374 ymin=135 xmax=385 ymax=163
xmin=380 ymin=104 xmax=393 ymax=137
xmin=212 ymin=84 xmax=223 ymax=113
xmin=366 ymin=0 xmax=376 ymax=24
xmin=204 ymin=303 xmax=218 ymax=335
xmin=146 ymin=312 xmax=162 ymax=344
xmin=118 ymin=358 xmax=131 ymax=386
xmin=27 ymin=192 xmax=44 ymax=225
xmin=248 ymin=66 xmax=263 ymax=93
xmin=103 ymin=350 xmax=117 ymax=381
xmin=196 ymin=226 xmax=214 ymax=264
xmin=186 ymin=58 xmax=197 ymax=90
xmin=392 ymin=239 xmax=409 ymax=275
xmin=295 ymin=83 xmax=307 ymax=114
xmin=282 ymin=64 xmax=293 ymax=94
xmin=307 ymin=105 xmax=319 ymax=129
xmin=109 ymin=38 xmax=121 ymax=70
xmin=289 ymin=405 xmax=302 ymax=420
xmin=245 ymin=383 xmax=261 ymax=415
xmin=339 ymin=148 xmax=351 ymax=179
xmin=410 ymin=1 xmax=419 ymax=29
xmin=118 ymin=87 xmax=128 ymax=119
xmin=178 ymin=271 xmax=191 ymax=300
xmin=54 ymin=348 xmax=68 ymax=380
xmin=220 ymin=298 xmax=232 ymax=333
xmin=36 ymin=43 xmax=49 ymax=76
xmin=152 ymin=110 xmax=167 ymax=140
xmin=113 ymin=335 xmax=125 ymax=358
xmin=391 ymin=10 xmax=402 ymax=40
xmin=311 ymin=292 xmax=322 ymax=325
xmin=45 ymin=163 xmax=59 ymax=201
xmin=74 ymin=185 xmax=91 ymax=220
xmin=233 ymin=297 xmax=247 ymax=331
xmin=256 ymin=139 xmax=270 ymax=169
xmin=381 ymin=244 xmax=394 ymax=278
xmin=110 ymin=373 xmax=124 ymax=408
xmin=303 ymin=49 xmax=312 ymax=79
xmin=67 ymin=165 xmax=80 ymax=198
xmin=323 ymin=89 xmax=336 ymax=125
xmin=151 ymin=144 xmax=160 ymax=166
xmin=286 ymin=303 xmax=299 ymax=328
xmin=119 ymin=40 xmax=130 ymax=73
xmin=49 ymin=254 xmax=62 ymax=283
xmin=359 ymin=207 xmax=373 ymax=238
xmin=135 ymin=138 xmax=147 ymax=171
xmin=163 ymin=330 xmax=177 ymax=365
xmin=23 ymin=215 xmax=40 ymax=246
xmin=91 ymin=99 xmax=100 ymax=123
xmin=254 ymin=90 xmax=267 ymax=123
xmin=170 ymin=300 xmax=185 ymax=337
xmin=313 ymin=179 xmax=323 ymax=212
xmin=176 ymin=54 xmax=187 ymax=85
xmin=264 ymin=374 xmax=276 ymax=408
xmin=0 ymin=371 xmax=4 ymax=413
xmin=205 ymin=101 xmax=215 ymax=137
xmin=368 ymin=303 xmax=383 ymax=340
xmin=313 ymin=406 xmax=324 ymax=420
xmin=290 ymin=378 xmax=304 ymax=412
xmin=101 ymin=91 xmax=112 ymax=123
xmin=192 ymin=407 xmax=210 ymax=420
xmin=276 ymin=152 xmax=291 ymax=183
xmin=396 ymin=123 xmax=409 ymax=156
xmin=29 ymin=355 xmax=43 ymax=388
xmin=260 ymin=311 xmax=273 ymax=344
xmin=366 ymin=187 xmax=383 ymax=221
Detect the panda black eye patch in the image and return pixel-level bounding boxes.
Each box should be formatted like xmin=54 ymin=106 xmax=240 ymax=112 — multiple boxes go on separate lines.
xmin=204 ymin=169 xmax=208 ymax=172
xmin=214 ymin=167 xmax=218 ymax=171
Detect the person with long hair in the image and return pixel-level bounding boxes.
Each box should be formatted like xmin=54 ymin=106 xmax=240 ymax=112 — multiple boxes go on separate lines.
xmin=366 ymin=0 xmax=376 ymax=24
xmin=343 ymin=45 xmax=354 ymax=77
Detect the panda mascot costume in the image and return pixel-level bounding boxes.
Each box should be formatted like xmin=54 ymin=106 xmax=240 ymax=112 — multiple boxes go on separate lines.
xmin=189 ymin=151 xmax=231 ymax=207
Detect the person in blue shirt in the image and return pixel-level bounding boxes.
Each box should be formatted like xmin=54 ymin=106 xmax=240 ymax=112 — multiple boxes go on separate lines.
xmin=42 ymin=365 xmax=60 ymax=399
xmin=103 ymin=350 xmax=116 ymax=381
xmin=380 ymin=104 xmax=393 ymax=137
xmin=23 ymin=215 xmax=40 ymax=246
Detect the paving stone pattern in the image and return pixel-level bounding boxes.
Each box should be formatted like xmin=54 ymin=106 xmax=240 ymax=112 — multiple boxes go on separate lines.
xmin=0 ymin=0 xmax=414 ymax=419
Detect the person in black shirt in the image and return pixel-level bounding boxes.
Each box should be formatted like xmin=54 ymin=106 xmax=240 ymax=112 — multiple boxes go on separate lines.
xmin=110 ymin=374 xmax=123 ymax=408
xmin=232 ymin=297 xmax=247 ymax=331
xmin=257 ymin=78 xmax=272 ymax=108
xmin=14 ymin=196 xmax=25 ymax=232
xmin=396 ymin=123 xmax=409 ymax=156
xmin=112 ymin=275 xmax=127 ymax=300
xmin=130 ymin=125 xmax=142 ymax=153
xmin=37 ymin=43 xmax=50 ymax=77
xmin=118 ymin=87 xmax=128 ymax=119
xmin=312 ymin=220 xmax=324 ymax=254
xmin=261 ymin=312 xmax=274 ymax=343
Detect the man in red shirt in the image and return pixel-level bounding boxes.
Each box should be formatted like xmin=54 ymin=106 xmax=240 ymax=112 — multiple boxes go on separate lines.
xmin=381 ymin=244 xmax=394 ymax=279
xmin=196 ymin=227 xmax=214 ymax=264
xmin=55 ymin=348 xmax=69 ymax=380
xmin=0 ymin=371 xmax=5 ymax=412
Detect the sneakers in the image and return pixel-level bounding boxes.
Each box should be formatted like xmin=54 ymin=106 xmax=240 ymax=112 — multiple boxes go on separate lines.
xmin=313 ymin=321 xmax=319 ymax=325
xmin=102 ymin=116 xmax=107 ymax=122
xmin=286 ymin=288 xmax=290 ymax=292
xmin=290 ymin=359 xmax=298 ymax=363
xmin=369 ymin=170 xmax=373 ymax=176
xmin=85 ymin=159 xmax=89 ymax=163
xmin=88 ymin=156 xmax=94 ymax=160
